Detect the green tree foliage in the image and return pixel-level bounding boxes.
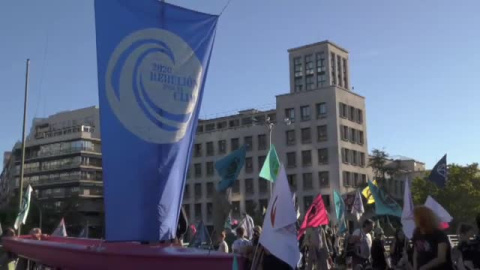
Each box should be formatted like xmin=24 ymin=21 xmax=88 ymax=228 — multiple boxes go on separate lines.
xmin=412 ymin=163 xmax=480 ymax=228
xmin=368 ymin=149 xmax=403 ymax=187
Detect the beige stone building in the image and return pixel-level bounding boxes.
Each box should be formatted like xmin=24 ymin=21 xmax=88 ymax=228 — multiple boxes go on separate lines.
xmin=184 ymin=41 xmax=371 ymax=227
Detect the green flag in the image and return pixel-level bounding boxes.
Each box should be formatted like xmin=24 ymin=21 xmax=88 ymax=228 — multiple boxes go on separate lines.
xmin=259 ymin=144 xmax=280 ymax=182
xmin=14 ymin=185 xmax=33 ymax=230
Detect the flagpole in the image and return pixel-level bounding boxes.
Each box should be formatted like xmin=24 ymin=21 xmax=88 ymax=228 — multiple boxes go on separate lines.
xmin=267 ymin=119 xmax=274 ymax=196
xmin=18 ymin=59 xmax=30 ymax=236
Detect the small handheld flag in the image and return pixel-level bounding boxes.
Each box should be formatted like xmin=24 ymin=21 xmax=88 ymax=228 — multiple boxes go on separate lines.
xmin=428 ymin=154 xmax=447 ymax=188
xmin=334 ymin=190 xmax=347 ymax=233
xmin=259 ymin=144 xmax=280 ymax=182
xmin=52 ymin=218 xmax=68 ymax=237
xmin=351 ymin=190 xmax=365 ymax=221
xmin=401 ymin=179 xmax=415 ymax=239
xmin=368 ymin=180 xmax=402 ymax=217
xmin=362 ymin=179 xmax=377 ymax=204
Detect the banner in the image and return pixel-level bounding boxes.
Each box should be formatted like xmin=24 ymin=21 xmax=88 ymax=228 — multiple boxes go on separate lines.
xmin=95 ymin=0 xmax=218 ymax=241
xmin=351 ymin=190 xmax=365 ymax=221
xmin=298 ymin=193 xmax=329 ymax=238
xmin=368 ymin=180 xmax=402 ymax=217
xmin=334 ymin=190 xmax=347 ymax=233
xmin=14 ymin=185 xmax=32 ymax=230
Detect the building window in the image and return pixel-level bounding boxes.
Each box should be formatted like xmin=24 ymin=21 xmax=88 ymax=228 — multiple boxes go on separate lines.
xmin=341 ymin=125 xmax=349 ymax=141
xmin=318 ymin=148 xmax=328 ymax=164
xmin=337 ymin=55 xmax=342 ymax=87
xmin=245 ymin=178 xmax=254 ymax=195
xmin=350 ymin=128 xmax=356 ymax=143
xmin=360 ymin=152 xmax=366 ymax=167
xmin=242 ymin=117 xmax=253 ymax=126
xmin=244 ymin=136 xmax=253 ymax=152
xmin=303 ymin=196 xmax=314 ymax=213
xmin=302 ymin=150 xmax=312 ymax=166
xmin=216 ymin=121 xmax=227 ymax=129
xmin=323 ymin=195 xmax=331 ymax=210
xmin=206 ymin=182 xmax=214 ymax=198
xmin=294 ymin=77 xmax=303 ymax=92
xmin=331 ymin=53 xmax=336 ymax=85
xmin=300 ymin=105 xmax=311 ymax=121
xmin=245 ymin=157 xmax=253 ymax=173
xmin=339 ymin=103 xmax=348 ymax=118
xmin=197 ymin=125 xmax=204 ymax=133
xmin=362 ymin=174 xmax=367 ymax=185
xmin=301 ymin=128 xmax=311 ymax=144
xmin=286 ymin=130 xmax=296 ymax=145
xmin=206 ymin=142 xmax=214 ymax=156
xmin=194 ymin=144 xmax=202 ymax=157
xmin=285 ymin=108 xmax=295 ymax=123
xmin=358 ymin=131 xmax=364 ymax=145
xmin=194 ymin=163 xmax=202 ymax=178
xmin=348 ymin=106 xmax=356 ymax=121
xmin=317 ymin=74 xmax=326 ymax=87
xmin=229 ymin=119 xmax=240 ymax=128
xmin=319 ymin=171 xmax=329 ymax=188
xmin=353 ymin=173 xmax=361 ymax=187
xmin=342 ymin=148 xmax=349 ymax=164
xmin=206 ymin=162 xmax=214 ymax=176
xmin=357 ymin=109 xmax=363 ymax=124
xmin=303 ymin=173 xmax=313 ymax=190
xmin=258 ymin=156 xmax=266 ymax=170
xmin=305 ymin=54 xmax=314 ymax=75
xmin=184 ymin=204 xmax=191 ymax=220
xmin=231 ymin=138 xmax=239 ymax=151
xmin=352 ymin=150 xmax=358 ymax=166
xmin=194 ymin=183 xmax=202 ymax=199
xmin=343 ymin=171 xmax=351 ymax=187
xmin=218 ymin=140 xmax=226 ymax=154
xmin=343 ymin=58 xmax=348 ymax=89
xmin=306 ymin=75 xmax=314 ymax=90
xmin=259 ymin=179 xmax=268 ymax=194
xmin=207 ymin=203 xmax=213 ymax=221
xmin=194 ymin=203 xmax=202 ymax=220
xmin=288 ymin=174 xmax=297 ymax=191
xmin=245 ymin=200 xmax=256 ymax=216
xmin=233 ymin=180 xmax=240 ymax=194
xmin=205 ymin=123 xmax=215 ymax=132
xmin=268 ymin=113 xmax=277 ymax=123
xmin=294 ymin=57 xmax=303 ymax=77
xmin=184 ymin=184 xmax=190 ymax=199
xmin=316 ymin=52 xmax=325 ymax=73
xmin=231 ymin=201 xmax=241 ymax=218
xmin=258 ymin=134 xmax=267 ymax=150
xmin=317 ymin=125 xmax=327 ymax=142
xmin=287 ymin=152 xmax=296 ymax=168
xmin=316 ymin=103 xmax=327 ymax=118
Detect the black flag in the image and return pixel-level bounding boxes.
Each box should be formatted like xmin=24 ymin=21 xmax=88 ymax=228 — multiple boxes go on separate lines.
xmin=428 ymin=154 xmax=447 ymax=188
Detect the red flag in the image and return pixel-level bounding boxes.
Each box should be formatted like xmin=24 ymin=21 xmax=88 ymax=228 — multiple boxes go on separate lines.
xmin=298 ymin=194 xmax=329 ymax=239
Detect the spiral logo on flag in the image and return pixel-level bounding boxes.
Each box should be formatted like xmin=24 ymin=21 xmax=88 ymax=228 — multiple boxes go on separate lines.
xmin=105 ymin=28 xmax=203 ymax=143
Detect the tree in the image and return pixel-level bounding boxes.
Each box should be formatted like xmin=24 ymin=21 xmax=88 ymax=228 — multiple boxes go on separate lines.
xmin=369 ymin=149 xmax=403 ymax=187
xmin=411 ymin=163 xmax=480 ymax=229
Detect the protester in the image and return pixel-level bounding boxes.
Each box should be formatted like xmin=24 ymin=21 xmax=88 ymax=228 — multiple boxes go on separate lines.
xmin=303 ymin=226 xmax=330 ymax=270
xmin=232 ymin=227 xmax=251 ymax=255
xmin=412 ymin=206 xmax=453 ymax=270
xmin=454 ymin=223 xmax=476 ymax=270
xmin=0 ymin=227 xmax=16 ymax=270
xmin=390 ymin=228 xmax=407 ymax=267
xmin=29 ymin=228 xmax=43 ymax=240
xmin=349 ymin=219 xmax=374 ymax=269
xmin=246 ymin=226 xmax=265 ymax=270
xmin=217 ymin=231 xmax=229 ymax=253
xmin=371 ymin=228 xmax=387 ymax=270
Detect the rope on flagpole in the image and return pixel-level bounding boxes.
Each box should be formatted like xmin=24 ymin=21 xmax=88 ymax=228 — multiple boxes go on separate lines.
xmin=220 ymin=0 xmax=234 ymax=15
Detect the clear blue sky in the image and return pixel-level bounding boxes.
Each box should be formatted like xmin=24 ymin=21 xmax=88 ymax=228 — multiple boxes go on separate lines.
xmin=1 ymin=0 xmax=479 ymax=169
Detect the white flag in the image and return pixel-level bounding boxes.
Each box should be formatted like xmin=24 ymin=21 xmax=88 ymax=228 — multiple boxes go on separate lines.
xmin=14 ymin=185 xmax=33 ymax=230
xmin=401 ymin=179 xmax=415 ymax=239
xmin=425 ymin=196 xmax=452 ymax=223
xmin=351 ymin=190 xmax=365 ymax=221
xmin=259 ymin=165 xmax=300 ymax=268
xmin=238 ymin=214 xmax=255 ymax=240
xmin=52 ymin=218 xmax=68 ymax=237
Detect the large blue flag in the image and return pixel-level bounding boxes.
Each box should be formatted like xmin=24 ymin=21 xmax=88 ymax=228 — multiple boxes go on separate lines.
xmin=95 ymin=0 xmax=218 ymax=241
xmin=428 ymin=154 xmax=447 ymax=188
xmin=367 ymin=180 xmax=402 ymax=217
xmin=215 ymin=145 xmax=246 ymax=191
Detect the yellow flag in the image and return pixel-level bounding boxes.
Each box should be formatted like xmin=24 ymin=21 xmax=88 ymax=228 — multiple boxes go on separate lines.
xmin=362 ymin=180 xmax=377 ymax=204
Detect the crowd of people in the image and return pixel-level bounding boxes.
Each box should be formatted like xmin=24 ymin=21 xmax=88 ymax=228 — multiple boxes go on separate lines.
xmin=214 ymin=206 xmax=480 ymax=270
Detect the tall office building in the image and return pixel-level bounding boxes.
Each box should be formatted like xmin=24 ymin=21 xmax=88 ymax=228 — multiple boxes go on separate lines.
xmin=0 ymin=106 xmax=103 ymax=235
xmin=184 ymin=41 xmax=370 ymax=226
